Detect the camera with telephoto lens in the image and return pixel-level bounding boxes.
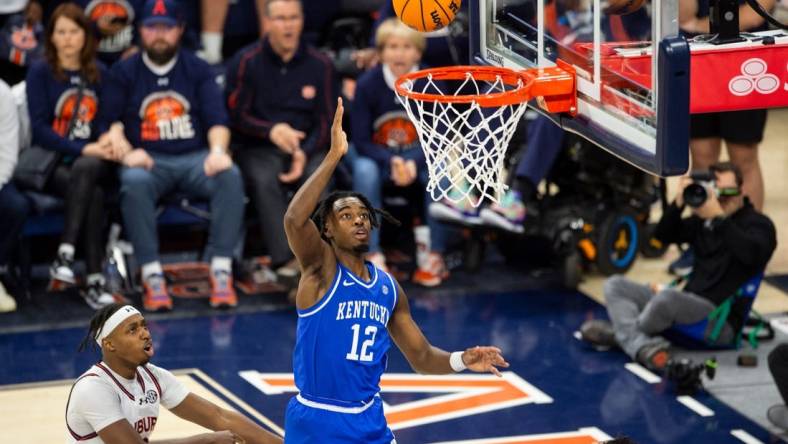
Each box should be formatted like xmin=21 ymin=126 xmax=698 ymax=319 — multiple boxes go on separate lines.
xmin=682 ymin=170 xmax=717 ymax=208
xmin=665 ymin=357 xmax=717 ymax=395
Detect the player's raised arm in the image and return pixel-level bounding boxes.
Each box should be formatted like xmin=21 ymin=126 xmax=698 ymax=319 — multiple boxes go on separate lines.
xmin=388 ymin=281 xmax=510 ymax=376
xmin=283 ymin=98 xmax=348 ymax=272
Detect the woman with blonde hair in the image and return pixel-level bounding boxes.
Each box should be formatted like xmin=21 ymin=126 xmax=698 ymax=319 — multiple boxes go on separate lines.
xmin=350 ymin=18 xmax=450 ymax=287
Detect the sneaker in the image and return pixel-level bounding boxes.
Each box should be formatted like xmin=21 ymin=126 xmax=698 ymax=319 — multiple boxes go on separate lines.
xmin=49 ymin=254 xmax=76 ymax=291
xmin=210 ymin=270 xmax=238 ymax=308
xmin=480 ymin=190 xmax=526 ymax=234
xmin=428 ymin=192 xmax=482 ymax=226
xmin=366 ymin=252 xmax=389 ymax=273
xmin=767 ymin=404 xmax=788 ymax=430
xmin=579 ymin=319 xmax=617 ymax=350
xmin=636 ymin=342 xmax=671 ymax=372
xmin=142 ymin=274 xmax=173 ymax=312
xmin=82 ymin=282 xmax=116 ymax=310
xmin=0 ymin=282 xmax=16 ymax=313
xmin=412 ymin=252 xmax=449 ymax=287
xmin=668 ymin=248 xmax=694 ymax=276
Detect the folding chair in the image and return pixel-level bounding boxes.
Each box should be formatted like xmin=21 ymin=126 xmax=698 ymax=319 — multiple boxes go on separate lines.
xmin=669 ymin=273 xmax=766 ymax=350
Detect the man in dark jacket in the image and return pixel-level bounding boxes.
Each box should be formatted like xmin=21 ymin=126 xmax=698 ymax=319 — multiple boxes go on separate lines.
xmin=580 ymin=162 xmax=776 ymax=371
xmin=225 ymin=0 xmax=336 ymax=283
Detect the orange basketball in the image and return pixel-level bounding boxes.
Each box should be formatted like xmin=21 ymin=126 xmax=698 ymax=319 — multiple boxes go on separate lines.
xmin=603 ymin=0 xmax=646 ymax=15
xmin=393 ymin=0 xmax=461 ymax=32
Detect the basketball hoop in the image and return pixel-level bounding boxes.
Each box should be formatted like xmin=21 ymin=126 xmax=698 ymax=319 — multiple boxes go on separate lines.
xmin=395 ymin=63 xmax=576 ymax=206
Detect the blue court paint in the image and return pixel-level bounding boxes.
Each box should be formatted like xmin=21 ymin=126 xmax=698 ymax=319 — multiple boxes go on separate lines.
xmin=0 ymin=289 xmax=773 ymax=443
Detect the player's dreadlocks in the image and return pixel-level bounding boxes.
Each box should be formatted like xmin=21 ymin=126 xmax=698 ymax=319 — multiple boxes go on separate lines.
xmin=311 ymin=191 xmax=400 ymax=242
xmin=78 ymin=303 xmax=125 ymax=352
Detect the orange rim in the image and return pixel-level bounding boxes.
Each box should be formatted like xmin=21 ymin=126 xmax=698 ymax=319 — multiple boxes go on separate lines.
xmin=394 ymin=65 xmax=533 ymax=107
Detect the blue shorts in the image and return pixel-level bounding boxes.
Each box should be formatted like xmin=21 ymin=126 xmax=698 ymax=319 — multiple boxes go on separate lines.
xmin=284 ymin=395 xmax=396 ymax=444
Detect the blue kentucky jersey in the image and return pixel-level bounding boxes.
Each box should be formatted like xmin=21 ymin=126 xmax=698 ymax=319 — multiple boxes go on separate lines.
xmin=293 ymin=261 xmax=398 ymax=405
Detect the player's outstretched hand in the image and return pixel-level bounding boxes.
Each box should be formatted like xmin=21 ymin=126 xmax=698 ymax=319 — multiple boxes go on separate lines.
xmin=329 ymin=97 xmax=348 ymax=157
xmin=462 ymin=346 xmax=509 ymax=377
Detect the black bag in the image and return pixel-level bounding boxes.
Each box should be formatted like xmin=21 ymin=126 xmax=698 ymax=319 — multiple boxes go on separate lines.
xmin=13 ymin=78 xmax=85 ymax=191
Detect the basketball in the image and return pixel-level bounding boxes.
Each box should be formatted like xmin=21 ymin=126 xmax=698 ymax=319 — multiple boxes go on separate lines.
xmin=603 ymin=0 xmax=646 ymax=15
xmin=393 ymin=0 xmax=461 ymax=32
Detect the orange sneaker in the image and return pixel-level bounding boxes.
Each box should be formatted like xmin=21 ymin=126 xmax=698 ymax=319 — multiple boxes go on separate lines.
xmin=210 ymin=270 xmax=238 ymax=308
xmin=142 ymin=274 xmax=172 ymax=312
xmin=412 ymin=252 xmax=449 ymax=287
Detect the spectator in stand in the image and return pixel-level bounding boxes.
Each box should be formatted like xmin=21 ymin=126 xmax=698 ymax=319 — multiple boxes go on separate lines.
xmin=75 ymin=0 xmax=144 ymax=65
xmin=350 ymin=18 xmax=450 ymax=286
xmin=27 ymin=3 xmax=121 ymax=309
xmin=0 ymin=0 xmax=44 ymax=85
xmin=225 ymin=0 xmax=336 ymax=287
xmin=0 ymin=78 xmax=29 ymax=313
xmin=97 ymin=0 xmax=245 ymax=311
xmin=197 ymin=0 xmax=262 ymax=65
xmin=351 ymin=0 xmax=469 ymax=71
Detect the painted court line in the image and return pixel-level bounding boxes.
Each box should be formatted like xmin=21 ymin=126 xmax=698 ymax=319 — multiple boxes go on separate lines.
xmin=677 ymin=396 xmax=715 ymax=417
xmin=189 ymin=369 xmax=285 ymax=436
xmin=730 ymin=429 xmax=764 ymax=444
xmin=624 ymin=363 xmax=661 ymax=384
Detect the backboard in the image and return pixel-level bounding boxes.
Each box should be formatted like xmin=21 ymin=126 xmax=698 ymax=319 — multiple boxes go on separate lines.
xmin=470 ymin=0 xmax=691 ymax=176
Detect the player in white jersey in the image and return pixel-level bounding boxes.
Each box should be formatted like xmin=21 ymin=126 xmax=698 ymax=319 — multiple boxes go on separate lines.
xmin=66 ymin=303 xmax=282 ymax=444
xmin=281 ymin=98 xmax=510 ymax=443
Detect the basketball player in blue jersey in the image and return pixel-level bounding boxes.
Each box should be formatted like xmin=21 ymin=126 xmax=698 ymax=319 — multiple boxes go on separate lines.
xmin=282 ymin=98 xmax=510 ymax=443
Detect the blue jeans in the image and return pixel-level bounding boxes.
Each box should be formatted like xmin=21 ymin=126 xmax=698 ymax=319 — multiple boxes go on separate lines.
xmin=0 ymin=183 xmax=30 ymax=266
xmin=119 ymin=150 xmax=245 ymax=265
xmin=350 ymin=149 xmax=447 ymax=254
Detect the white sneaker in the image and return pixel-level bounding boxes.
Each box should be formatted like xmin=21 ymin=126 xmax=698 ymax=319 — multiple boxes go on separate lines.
xmin=82 ymin=282 xmax=116 ymax=310
xmin=0 ymin=282 xmax=17 ymax=313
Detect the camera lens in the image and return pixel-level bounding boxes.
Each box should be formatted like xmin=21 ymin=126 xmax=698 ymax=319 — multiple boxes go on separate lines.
xmin=683 ymin=183 xmax=707 ymax=208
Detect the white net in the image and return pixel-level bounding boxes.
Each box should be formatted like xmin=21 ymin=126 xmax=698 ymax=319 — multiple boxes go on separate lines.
xmin=396 ymin=70 xmax=528 ymax=206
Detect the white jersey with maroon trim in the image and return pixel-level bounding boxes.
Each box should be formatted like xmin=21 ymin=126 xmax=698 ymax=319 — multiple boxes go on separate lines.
xmin=65 ymin=362 xmax=189 ymax=443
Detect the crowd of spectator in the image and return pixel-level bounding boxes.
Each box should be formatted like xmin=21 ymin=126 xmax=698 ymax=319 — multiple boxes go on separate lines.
xmin=0 ymin=0 xmax=479 ymax=314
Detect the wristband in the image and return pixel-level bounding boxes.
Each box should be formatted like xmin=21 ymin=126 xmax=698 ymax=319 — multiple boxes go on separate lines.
xmin=211 ymin=145 xmax=226 ymax=155
xmin=450 ymin=351 xmax=467 ymax=372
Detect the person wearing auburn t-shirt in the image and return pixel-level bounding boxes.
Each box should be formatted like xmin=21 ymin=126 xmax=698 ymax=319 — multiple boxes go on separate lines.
xmin=96 ymin=0 xmax=244 ymax=312
xmin=26 ymin=3 xmax=119 ymax=310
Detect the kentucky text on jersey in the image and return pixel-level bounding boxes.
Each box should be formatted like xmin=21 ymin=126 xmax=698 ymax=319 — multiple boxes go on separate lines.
xmin=335 ymin=299 xmax=390 ymax=325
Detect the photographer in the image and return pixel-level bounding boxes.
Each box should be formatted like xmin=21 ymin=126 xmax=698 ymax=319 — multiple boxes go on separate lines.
xmin=581 ymin=162 xmax=776 ymax=371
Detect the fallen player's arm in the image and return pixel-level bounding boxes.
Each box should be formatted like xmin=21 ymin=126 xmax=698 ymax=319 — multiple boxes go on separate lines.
xmin=169 ymin=393 xmax=283 ymax=444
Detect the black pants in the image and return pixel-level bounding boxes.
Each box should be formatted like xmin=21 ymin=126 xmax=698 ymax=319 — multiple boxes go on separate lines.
xmin=46 ymin=156 xmax=116 ymax=274
xmin=236 ymin=147 xmax=323 ymax=266
xmin=769 ymin=344 xmax=788 ymax=405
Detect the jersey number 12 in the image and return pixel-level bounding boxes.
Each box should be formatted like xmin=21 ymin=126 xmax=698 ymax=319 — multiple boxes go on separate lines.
xmin=346 ymin=324 xmax=377 ymax=362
